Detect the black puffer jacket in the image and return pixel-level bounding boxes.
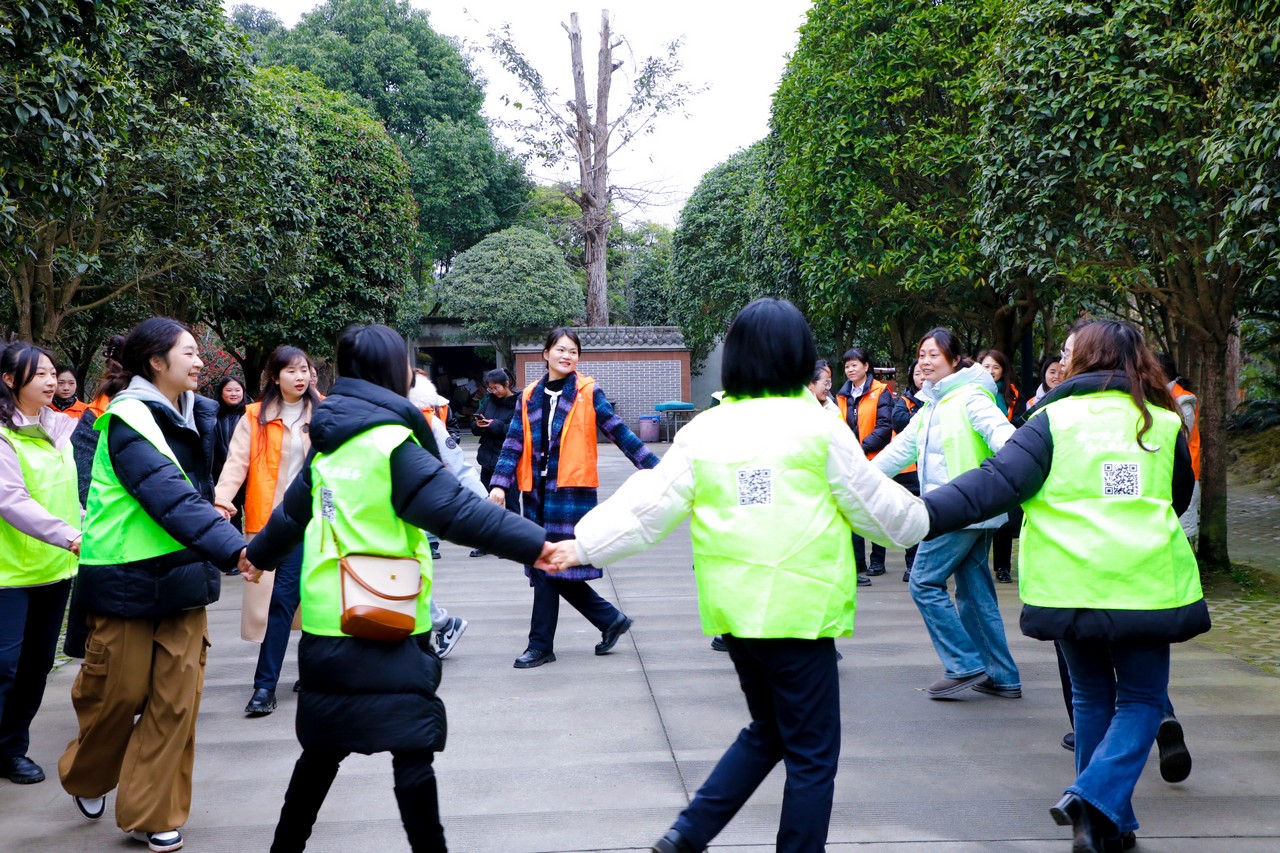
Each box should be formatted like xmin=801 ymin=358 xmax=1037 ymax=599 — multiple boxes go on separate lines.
xmin=247 ymin=377 xmax=546 ymax=755
xmin=67 ymin=393 xmax=245 ymax=653
xmin=470 ymin=391 xmax=517 ymax=471
xmin=923 ymin=372 xmax=1206 ymax=643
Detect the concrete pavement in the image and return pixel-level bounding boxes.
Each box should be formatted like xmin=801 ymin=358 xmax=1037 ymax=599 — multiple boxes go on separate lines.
xmin=2 ymin=443 xmax=1278 ymax=852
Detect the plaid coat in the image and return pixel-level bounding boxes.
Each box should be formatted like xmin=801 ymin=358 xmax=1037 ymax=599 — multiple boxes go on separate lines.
xmin=491 ymin=371 xmax=658 ymax=581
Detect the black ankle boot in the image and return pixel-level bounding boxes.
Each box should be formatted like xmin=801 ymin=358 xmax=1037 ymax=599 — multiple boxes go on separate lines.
xmin=1050 ymin=793 xmax=1106 ymax=853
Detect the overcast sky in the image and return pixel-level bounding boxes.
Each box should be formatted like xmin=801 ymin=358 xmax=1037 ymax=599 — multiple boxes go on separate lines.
xmin=227 ymin=1 xmax=813 ymax=225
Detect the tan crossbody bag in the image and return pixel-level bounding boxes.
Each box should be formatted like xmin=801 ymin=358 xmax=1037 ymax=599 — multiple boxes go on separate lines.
xmin=322 ymin=498 xmax=423 ymax=643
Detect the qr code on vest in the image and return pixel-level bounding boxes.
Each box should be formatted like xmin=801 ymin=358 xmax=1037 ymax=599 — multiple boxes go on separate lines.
xmin=736 ymin=468 xmax=773 ymax=506
xmin=1102 ymin=462 xmax=1141 ymax=496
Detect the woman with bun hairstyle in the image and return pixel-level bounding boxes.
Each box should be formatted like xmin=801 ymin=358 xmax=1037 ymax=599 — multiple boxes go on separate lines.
xmin=215 ymin=346 xmax=319 ymax=717
xmin=58 ymin=318 xmax=247 ymax=853
xmin=488 ymin=327 xmax=659 ymax=669
xmin=241 ymin=324 xmax=552 ymax=852
xmin=922 ymin=320 xmax=1205 ymax=852
xmin=0 ymin=343 xmax=81 ymax=786
xmin=873 ymin=328 xmax=1021 ymax=699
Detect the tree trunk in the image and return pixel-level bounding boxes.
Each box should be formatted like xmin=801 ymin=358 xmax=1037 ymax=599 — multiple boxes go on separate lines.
xmin=1191 ymin=333 xmax=1231 ymax=570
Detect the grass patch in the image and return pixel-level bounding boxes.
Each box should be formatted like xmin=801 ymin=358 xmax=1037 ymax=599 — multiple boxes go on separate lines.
xmin=1201 ymin=561 xmax=1280 ymax=603
xmin=1228 ymin=426 xmax=1280 ymax=489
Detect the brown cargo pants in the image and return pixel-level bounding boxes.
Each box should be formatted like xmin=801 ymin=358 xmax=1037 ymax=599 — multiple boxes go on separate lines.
xmin=58 ymin=608 xmax=209 ymax=834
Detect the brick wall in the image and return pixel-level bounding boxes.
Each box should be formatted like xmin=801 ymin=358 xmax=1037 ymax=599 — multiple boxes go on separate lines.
xmin=515 ymin=351 xmax=690 ymax=435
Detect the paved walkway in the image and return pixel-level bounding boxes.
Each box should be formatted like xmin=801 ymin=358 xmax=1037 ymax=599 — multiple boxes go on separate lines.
xmin=3 ymin=444 xmax=1279 ymax=852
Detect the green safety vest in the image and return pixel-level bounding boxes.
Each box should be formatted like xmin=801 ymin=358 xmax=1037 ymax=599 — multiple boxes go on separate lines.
xmin=1020 ymin=391 xmax=1200 ymax=609
xmin=0 ymin=424 xmax=79 ymax=585
xmin=689 ymin=395 xmax=856 ymax=639
xmin=81 ymin=398 xmax=187 ymax=566
xmin=922 ymin=382 xmax=997 ymax=480
xmin=301 ymin=424 xmax=434 ymax=637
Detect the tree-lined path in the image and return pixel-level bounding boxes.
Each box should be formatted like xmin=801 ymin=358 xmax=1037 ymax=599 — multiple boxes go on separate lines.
xmin=0 ymin=443 xmax=1276 ymax=851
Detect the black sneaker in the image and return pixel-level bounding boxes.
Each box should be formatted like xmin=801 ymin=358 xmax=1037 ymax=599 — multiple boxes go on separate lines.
xmin=995 ymin=567 xmax=1013 ymax=584
xmin=857 ymin=575 xmax=872 ymax=587
xmin=468 ymin=548 xmax=487 ymax=558
xmin=866 ymin=561 xmax=887 ymax=577
xmin=710 ymin=635 xmax=728 ymax=652
xmin=1061 ymin=731 xmax=1076 ymax=752
xmin=2 ymin=755 xmax=44 ymax=784
xmin=1156 ymin=716 xmax=1191 ymax=783
xmin=245 ymin=687 xmax=277 ymax=717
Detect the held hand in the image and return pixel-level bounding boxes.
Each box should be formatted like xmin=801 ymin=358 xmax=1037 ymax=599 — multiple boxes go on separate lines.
xmin=238 ymin=549 xmax=262 ymax=584
xmin=533 ymin=540 xmax=560 ymax=572
xmin=543 ymin=540 xmax=582 ymax=573
xmin=69 ymin=536 xmax=82 ymax=557
xmin=216 ymin=505 xmax=235 ymax=521
xmin=488 ymin=487 xmax=506 ymax=506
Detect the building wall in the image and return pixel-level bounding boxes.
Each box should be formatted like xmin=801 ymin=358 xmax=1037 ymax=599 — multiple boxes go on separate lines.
xmin=514 ymin=350 xmax=691 ymax=435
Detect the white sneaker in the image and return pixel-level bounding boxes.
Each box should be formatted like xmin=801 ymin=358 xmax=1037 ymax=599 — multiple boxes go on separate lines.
xmin=73 ymin=794 xmax=106 ymax=820
xmin=130 ymin=829 xmax=183 ymax=852
xmin=434 ymin=616 xmax=468 ymax=659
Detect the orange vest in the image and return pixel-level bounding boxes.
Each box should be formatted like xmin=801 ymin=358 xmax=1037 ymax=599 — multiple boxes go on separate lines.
xmin=242 ymin=402 xmax=285 ymax=533
xmin=516 ymin=375 xmax=598 ymax=491
xmin=837 ymin=380 xmax=889 ymax=460
xmin=54 ymin=399 xmax=90 ymax=419
xmin=1172 ymin=381 xmax=1201 ymax=480
xmin=87 ymin=393 xmax=110 ymax=418
xmin=896 ymin=394 xmax=919 ymax=474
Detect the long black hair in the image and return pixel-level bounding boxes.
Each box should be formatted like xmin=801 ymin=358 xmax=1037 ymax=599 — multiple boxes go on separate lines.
xmin=335 ymin=324 xmax=412 ymax=395
xmin=977 ymin=348 xmax=1017 ymax=409
xmin=257 ymin=346 xmax=320 ymax=426
xmin=0 ymin=342 xmax=57 ymax=425
xmin=722 ymin=298 xmax=817 ymax=397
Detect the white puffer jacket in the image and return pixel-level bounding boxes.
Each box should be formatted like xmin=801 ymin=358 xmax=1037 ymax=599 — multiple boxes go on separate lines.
xmin=873 ymin=363 xmax=1015 ymax=530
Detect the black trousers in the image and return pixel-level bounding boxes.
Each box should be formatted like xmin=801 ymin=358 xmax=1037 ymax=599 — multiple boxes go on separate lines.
xmin=271 ymin=747 xmax=444 ymax=852
xmin=528 ymin=570 xmax=620 ymax=651
xmin=0 ymin=578 xmax=71 ymax=759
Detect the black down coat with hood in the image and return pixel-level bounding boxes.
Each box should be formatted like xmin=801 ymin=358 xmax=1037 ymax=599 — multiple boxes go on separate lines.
xmin=246 ymin=377 xmax=546 ymax=755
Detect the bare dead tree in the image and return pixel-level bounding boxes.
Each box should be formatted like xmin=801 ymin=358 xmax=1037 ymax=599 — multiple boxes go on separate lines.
xmin=491 ymin=10 xmax=698 ymax=325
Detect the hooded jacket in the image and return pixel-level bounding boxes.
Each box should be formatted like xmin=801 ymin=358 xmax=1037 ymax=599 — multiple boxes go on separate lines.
xmin=922 ymin=372 xmax=1203 ymax=642
xmin=873 ymin=363 xmax=1015 ymax=529
xmin=246 ymin=376 xmax=545 ymax=755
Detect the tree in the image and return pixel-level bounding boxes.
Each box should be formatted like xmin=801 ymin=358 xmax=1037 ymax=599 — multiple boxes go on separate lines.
xmin=490 ymin=11 xmax=697 ymax=325
xmin=770 ymin=0 xmax=1035 ymax=374
xmin=203 ymin=67 xmax=418 ymax=393
xmin=612 ymin=221 xmax=676 ymax=327
xmin=2 ymin=0 xmax=289 ymax=345
xmin=974 ymin=0 xmax=1280 ymax=569
xmin=253 ymin=0 xmax=530 ymax=272
xmin=438 ymin=226 xmax=582 ymax=364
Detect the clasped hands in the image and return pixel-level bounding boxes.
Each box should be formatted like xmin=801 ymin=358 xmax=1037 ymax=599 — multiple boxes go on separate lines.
xmin=533 ymin=540 xmax=581 ymax=574
xmin=237 ymin=548 xmax=263 ymax=583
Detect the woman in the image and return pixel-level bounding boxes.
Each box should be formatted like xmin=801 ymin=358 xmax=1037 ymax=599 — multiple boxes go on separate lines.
xmin=921 ymin=320 xmax=1206 ymax=852
xmin=59 ymin=318 xmax=246 ymax=853
xmin=835 ymin=347 xmax=894 ymax=579
xmin=0 ymin=344 xmax=81 ymax=786
xmin=1024 ymin=354 xmax=1065 ymax=412
xmin=891 ymin=361 xmax=926 ymax=583
xmin=470 ymin=368 xmax=520 ymax=543
xmin=215 ymin=347 xmax=319 ymax=717
xmin=978 ymin=349 xmax=1023 ymax=421
xmin=488 ymin=328 xmax=659 ymax=669
xmin=807 ymin=359 xmax=839 ymax=414
xmin=873 ymin=329 xmax=1021 ymax=699
xmin=545 ymin=298 xmax=927 ymax=853
xmin=211 ymin=376 xmax=248 ymax=543
xmin=52 ymin=365 xmax=90 ymax=418
xmin=241 ymin=324 xmax=551 ymax=853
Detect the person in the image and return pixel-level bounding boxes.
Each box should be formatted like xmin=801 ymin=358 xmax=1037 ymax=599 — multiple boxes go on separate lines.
xmin=58 ymin=318 xmax=247 ymax=853
xmin=1156 ymin=352 xmax=1200 ymax=541
xmin=52 ymin=366 xmax=90 ymax=418
xmin=891 ymin=361 xmax=926 ymax=583
xmin=468 ymin=367 xmax=520 ymax=557
xmin=240 ymin=323 xmax=553 ymax=853
xmin=921 ymin=320 xmax=1207 ymax=852
xmin=488 ymin=327 xmax=660 ymax=669
xmin=543 ymin=298 xmax=928 ymax=853
xmin=1024 ymin=354 xmax=1065 ymax=411
xmin=835 ymin=347 xmax=894 ymax=582
xmin=977 ymin=349 xmax=1023 ymax=421
xmin=806 ymin=359 xmax=839 ymax=415
xmin=412 ymin=369 xmax=453 ymax=560
xmin=0 ymin=344 xmax=81 ymax=786
xmin=408 ymin=371 xmax=483 ymax=659
xmin=70 ymin=336 xmax=129 ymax=506
xmin=873 ymin=328 xmax=1022 ymax=699
xmin=214 ymin=347 xmax=319 ymax=717
xmin=211 ymin=376 xmax=248 ymax=541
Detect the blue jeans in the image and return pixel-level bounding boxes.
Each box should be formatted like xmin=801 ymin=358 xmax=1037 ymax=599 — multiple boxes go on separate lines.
xmin=0 ymin=579 xmax=71 ymax=757
xmin=1058 ymin=638 xmax=1171 ymax=833
xmin=254 ymin=546 xmax=303 ymax=691
xmin=909 ymin=528 xmax=1020 ymax=689
xmin=673 ymin=636 xmax=840 ymax=852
